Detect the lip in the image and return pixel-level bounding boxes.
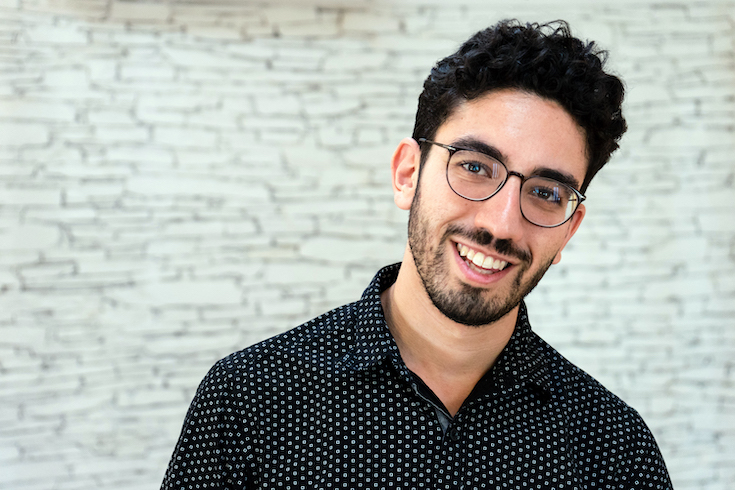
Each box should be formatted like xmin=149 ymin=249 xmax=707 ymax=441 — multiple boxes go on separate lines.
xmin=451 ymin=240 xmax=515 ymax=285
xmin=454 ymin=240 xmax=516 ymax=267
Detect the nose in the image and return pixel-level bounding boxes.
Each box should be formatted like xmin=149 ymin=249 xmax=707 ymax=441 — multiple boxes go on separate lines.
xmin=472 ymin=175 xmax=526 ymax=243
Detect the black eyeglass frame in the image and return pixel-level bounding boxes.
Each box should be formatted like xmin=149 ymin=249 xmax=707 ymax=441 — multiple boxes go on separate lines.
xmin=418 ymin=138 xmax=586 ymax=228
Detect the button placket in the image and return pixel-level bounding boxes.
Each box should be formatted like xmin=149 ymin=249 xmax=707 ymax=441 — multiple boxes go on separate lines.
xmin=447 ymin=426 xmax=461 ymax=442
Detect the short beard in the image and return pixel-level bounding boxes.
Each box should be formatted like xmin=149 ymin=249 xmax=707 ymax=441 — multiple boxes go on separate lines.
xmin=407 ymin=182 xmax=552 ymax=327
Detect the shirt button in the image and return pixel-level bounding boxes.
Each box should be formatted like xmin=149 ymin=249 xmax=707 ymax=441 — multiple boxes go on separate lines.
xmin=448 ymin=426 xmax=461 ymax=441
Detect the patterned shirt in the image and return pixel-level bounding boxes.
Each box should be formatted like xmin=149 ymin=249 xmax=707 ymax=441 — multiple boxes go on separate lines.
xmin=162 ymin=263 xmax=672 ymax=489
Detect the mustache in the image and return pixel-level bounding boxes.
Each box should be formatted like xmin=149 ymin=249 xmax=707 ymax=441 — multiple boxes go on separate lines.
xmin=445 ymin=224 xmax=531 ymax=263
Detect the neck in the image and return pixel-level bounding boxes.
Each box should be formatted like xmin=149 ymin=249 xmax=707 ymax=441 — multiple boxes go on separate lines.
xmin=381 ymin=252 xmax=517 ymax=415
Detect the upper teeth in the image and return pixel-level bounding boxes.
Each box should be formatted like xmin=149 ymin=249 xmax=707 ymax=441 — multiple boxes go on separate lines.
xmin=457 ymin=243 xmax=508 ymax=271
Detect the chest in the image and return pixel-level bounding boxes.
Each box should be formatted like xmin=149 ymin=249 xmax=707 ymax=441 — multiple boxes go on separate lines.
xmin=244 ymin=367 xmax=604 ymax=489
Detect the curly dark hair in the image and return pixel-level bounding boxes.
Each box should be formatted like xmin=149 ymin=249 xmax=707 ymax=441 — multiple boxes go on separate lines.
xmin=412 ymin=20 xmax=626 ymax=193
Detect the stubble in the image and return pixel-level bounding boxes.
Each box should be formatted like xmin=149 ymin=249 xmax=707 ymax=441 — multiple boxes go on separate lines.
xmin=407 ymin=181 xmax=553 ymax=327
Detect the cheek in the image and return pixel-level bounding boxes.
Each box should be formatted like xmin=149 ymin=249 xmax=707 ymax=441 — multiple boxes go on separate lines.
xmin=416 ymin=187 xmax=469 ymax=225
xmin=530 ymin=233 xmax=569 ymax=265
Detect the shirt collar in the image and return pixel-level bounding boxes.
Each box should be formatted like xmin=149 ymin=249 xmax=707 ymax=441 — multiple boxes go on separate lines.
xmin=335 ymin=263 xmax=401 ymax=372
xmin=482 ymin=302 xmax=553 ymax=398
xmin=340 ymin=263 xmax=553 ymax=397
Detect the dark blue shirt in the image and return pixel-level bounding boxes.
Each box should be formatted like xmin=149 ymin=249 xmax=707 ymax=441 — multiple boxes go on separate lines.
xmin=162 ymin=263 xmax=672 ymax=489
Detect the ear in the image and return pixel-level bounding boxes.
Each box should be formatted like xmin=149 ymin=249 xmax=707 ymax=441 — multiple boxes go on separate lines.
xmin=552 ymin=203 xmax=586 ymax=264
xmin=390 ymin=137 xmax=422 ymax=210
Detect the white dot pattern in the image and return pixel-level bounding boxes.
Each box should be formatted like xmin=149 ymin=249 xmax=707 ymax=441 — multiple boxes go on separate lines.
xmin=162 ymin=263 xmax=672 ymax=489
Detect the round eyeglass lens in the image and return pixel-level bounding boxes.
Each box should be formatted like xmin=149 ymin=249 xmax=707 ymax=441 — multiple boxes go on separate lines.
xmin=520 ymin=177 xmax=579 ymax=227
xmin=446 ymin=149 xmax=506 ymax=200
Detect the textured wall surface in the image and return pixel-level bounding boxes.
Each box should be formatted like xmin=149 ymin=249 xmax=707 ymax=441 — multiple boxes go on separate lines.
xmin=0 ymin=0 xmax=733 ymax=489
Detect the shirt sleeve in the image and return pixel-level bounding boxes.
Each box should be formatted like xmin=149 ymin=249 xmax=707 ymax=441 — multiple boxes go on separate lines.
xmin=611 ymin=413 xmax=673 ymax=490
xmin=161 ymin=358 xmax=254 ymax=490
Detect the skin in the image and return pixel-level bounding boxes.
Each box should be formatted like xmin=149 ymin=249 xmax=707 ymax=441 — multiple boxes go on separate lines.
xmin=381 ymin=89 xmax=588 ymax=415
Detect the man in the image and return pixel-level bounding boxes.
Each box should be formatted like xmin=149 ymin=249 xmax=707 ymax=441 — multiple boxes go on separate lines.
xmin=162 ymin=20 xmax=672 ymax=489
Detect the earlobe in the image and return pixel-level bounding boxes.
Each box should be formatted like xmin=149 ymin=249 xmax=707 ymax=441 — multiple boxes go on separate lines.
xmin=391 ymin=137 xmax=421 ymax=211
xmin=552 ymin=203 xmax=586 ymax=264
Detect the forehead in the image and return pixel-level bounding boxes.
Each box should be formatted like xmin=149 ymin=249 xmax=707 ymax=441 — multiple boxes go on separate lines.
xmin=434 ymin=89 xmax=588 ymax=186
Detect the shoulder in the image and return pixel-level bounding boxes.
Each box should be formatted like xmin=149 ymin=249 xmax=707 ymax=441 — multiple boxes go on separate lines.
xmin=530 ymin=331 xmax=629 ymax=410
xmin=206 ymin=300 xmax=362 ymax=384
xmin=530 ymin=332 xmax=667 ymax=463
xmin=539 ymin=335 xmax=647 ymax=430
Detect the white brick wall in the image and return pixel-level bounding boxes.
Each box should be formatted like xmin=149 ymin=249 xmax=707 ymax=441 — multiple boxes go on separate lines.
xmin=0 ymin=1 xmax=733 ymax=489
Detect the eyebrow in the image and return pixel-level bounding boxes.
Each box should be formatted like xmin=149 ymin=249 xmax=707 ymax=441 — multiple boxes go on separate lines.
xmin=450 ymin=136 xmax=581 ymax=191
xmin=532 ymin=168 xmax=580 ymax=190
xmin=451 ymin=137 xmax=507 ymax=163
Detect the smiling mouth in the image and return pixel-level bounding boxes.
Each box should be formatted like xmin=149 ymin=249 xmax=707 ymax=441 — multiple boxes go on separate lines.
xmin=456 ymin=242 xmax=509 ymax=273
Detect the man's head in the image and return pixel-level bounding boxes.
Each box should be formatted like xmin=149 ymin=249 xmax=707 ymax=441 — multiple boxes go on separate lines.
xmin=412 ymin=19 xmax=626 ymax=193
xmin=392 ymin=20 xmax=625 ymax=326
xmin=394 ymin=90 xmax=588 ymax=325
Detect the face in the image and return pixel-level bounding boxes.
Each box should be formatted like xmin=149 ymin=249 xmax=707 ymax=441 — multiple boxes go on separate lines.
xmin=394 ymin=89 xmax=587 ymax=326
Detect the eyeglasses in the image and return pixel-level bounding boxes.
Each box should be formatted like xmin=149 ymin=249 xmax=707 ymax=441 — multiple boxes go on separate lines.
xmin=418 ymin=138 xmax=586 ymax=228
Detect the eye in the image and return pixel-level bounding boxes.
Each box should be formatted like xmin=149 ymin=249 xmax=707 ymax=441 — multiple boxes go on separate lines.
xmin=524 ymin=179 xmax=573 ymax=208
xmin=530 ymin=186 xmax=558 ymax=201
xmin=461 ymin=161 xmax=489 ymax=176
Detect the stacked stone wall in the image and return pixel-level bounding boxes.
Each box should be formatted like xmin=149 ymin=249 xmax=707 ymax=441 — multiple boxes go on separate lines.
xmin=0 ymin=1 xmax=733 ymax=488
